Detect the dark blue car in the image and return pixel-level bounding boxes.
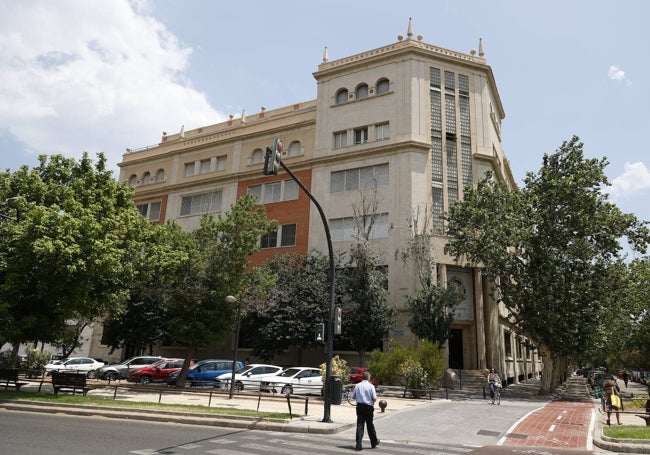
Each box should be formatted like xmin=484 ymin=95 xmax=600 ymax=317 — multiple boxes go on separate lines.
xmin=167 ymin=359 xmax=243 ymax=387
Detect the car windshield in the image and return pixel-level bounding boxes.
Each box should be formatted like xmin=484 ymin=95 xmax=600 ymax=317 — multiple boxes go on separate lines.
xmin=150 ymin=359 xmax=167 ymax=368
xmin=278 ymin=368 xmax=301 ymax=378
xmin=236 ymin=365 xmax=254 ymax=374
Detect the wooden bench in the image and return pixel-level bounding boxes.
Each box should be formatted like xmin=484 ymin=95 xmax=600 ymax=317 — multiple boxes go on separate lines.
xmin=0 ymin=368 xmax=29 ymax=391
xmin=51 ymin=371 xmax=91 ymax=396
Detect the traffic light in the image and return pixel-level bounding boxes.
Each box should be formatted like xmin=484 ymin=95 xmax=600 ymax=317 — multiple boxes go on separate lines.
xmin=315 ymin=322 xmax=325 ymax=342
xmin=334 ymin=307 xmax=342 ymax=335
xmin=263 ymin=138 xmax=283 ymax=175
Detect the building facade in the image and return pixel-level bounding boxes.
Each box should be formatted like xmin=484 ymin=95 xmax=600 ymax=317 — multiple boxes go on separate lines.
xmin=106 ymin=22 xmax=541 ymax=384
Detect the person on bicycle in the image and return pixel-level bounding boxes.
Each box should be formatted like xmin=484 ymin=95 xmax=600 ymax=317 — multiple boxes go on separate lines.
xmin=487 ymin=368 xmax=501 ymax=401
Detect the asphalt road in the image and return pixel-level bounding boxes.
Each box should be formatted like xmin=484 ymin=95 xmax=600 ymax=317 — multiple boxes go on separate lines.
xmin=0 ymin=401 xmax=605 ymax=455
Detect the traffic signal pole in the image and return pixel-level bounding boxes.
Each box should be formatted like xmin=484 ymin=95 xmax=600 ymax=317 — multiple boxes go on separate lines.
xmin=262 ymin=140 xmax=336 ymax=423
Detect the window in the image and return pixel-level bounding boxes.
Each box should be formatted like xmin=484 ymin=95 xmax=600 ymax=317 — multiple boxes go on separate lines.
xmin=355 ymin=83 xmax=368 ymax=100
xmin=376 ymin=78 xmax=390 ymax=94
xmin=184 ymin=162 xmax=195 ymax=177
xmin=155 ymin=169 xmax=165 ymax=182
xmin=334 ymin=131 xmax=347 ymax=148
xmin=128 ymin=174 xmax=137 ymax=186
xmin=375 ymin=123 xmax=389 ymax=141
xmin=251 ymin=148 xmax=264 ymax=164
xmin=247 ymin=180 xmax=298 ymax=204
xmin=200 ymin=159 xmax=211 ymax=174
xmin=261 ymin=223 xmax=297 ymax=248
xmin=504 ymin=331 xmax=512 ymax=357
xmin=336 ymin=89 xmax=348 ymax=104
xmin=329 ymin=213 xmax=389 ymax=242
xmin=180 ymin=191 xmax=222 ymax=216
xmin=354 ymin=127 xmax=368 ymax=144
xmin=287 ymin=141 xmax=302 ymax=157
xmin=136 ymin=201 xmax=161 ymax=221
xmin=330 ymin=164 xmax=388 ymax=193
xmin=141 ymin=172 xmax=151 ymax=185
xmin=216 ymin=155 xmax=227 ymax=171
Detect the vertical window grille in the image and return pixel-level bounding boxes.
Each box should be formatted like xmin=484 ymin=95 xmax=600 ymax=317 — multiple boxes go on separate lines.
xmin=216 ymin=155 xmax=227 ymax=171
xmin=458 ymin=74 xmax=469 ymax=96
xmin=461 ymin=141 xmax=473 ymax=187
xmin=447 ymin=140 xmax=458 ymax=209
xmin=263 ymin=182 xmax=282 ymax=204
xmin=200 ymin=159 xmax=211 ymax=174
xmin=431 ymin=139 xmax=443 ymax=183
xmin=432 ymin=186 xmax=444 ymax=234
xmin=430 ymin=68 xmax=441 ymax=89
xmin=280 ymin=223 xmax=297 ymax=246
xmin=334 ymin=131 xmax=347 ymax=148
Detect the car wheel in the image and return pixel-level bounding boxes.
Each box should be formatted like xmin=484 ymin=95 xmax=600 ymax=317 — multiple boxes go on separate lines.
xmin=86 ymin=370 xmax=97 ymax=379
xmin=281 ymin=385 xmax=293 ymax=395
xmin=184 ymin=380 xmax=193 ymax=388
xmin=105 ymin=372 xmax=119 ymax=381
xmin=139 ymin=375 xmax=152 ymax=384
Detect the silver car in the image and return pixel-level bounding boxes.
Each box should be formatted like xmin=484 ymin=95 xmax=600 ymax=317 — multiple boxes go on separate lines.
xmin=214 ymin=364 xmax=284 ymax=391
xmin=97 ymin=356 xmax=162 ymax=381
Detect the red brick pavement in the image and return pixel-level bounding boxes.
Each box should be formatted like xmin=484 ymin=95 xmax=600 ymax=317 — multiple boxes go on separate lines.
xmin=499 ymin=400 xmax=595 ymax=451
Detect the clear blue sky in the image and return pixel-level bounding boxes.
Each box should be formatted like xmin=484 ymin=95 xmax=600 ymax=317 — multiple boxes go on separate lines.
xmin=1 ymin=0 xmax=648 ymax=256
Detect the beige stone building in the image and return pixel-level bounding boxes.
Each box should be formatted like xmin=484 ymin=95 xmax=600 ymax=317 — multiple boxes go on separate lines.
xmin=104 ymin=21 xmax=541 ymax=385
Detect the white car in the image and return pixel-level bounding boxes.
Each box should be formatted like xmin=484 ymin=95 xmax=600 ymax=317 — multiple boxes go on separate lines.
xmin=260 ymin=366 xmax=323 ymax=395
xmin=214 ymin=364 xmax=284 ymax=391
xmin=44 ymin=357 xmax=105 ymax=378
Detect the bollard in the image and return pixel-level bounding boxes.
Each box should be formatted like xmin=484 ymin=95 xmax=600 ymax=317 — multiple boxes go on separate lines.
xmin=305 ymin=397 xmax=309 ymax=415
xmin=378 ymin=400 xmax=387 ymax=412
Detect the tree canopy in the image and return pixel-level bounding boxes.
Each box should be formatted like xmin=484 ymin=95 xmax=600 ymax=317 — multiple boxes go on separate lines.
xmin=0 ymin=153 xmax=149 ymax=360
xmin=445 ymin=136 xmax=649 ymax=392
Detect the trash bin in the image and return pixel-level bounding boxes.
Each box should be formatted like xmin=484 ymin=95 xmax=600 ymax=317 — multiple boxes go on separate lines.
xmin=329 ymin=375 xmax=342 ymax=405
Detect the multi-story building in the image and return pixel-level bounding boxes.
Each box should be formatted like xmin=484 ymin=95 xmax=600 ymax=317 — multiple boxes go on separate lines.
xmin=104 ymin=21 xmax=541 ymax=384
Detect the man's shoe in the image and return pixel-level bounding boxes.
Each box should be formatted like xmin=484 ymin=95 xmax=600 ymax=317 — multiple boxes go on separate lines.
xmin=355 ymin=447 xmax=362 ymax=451
xmin=371 ymin=440 xmax=380 ymax=448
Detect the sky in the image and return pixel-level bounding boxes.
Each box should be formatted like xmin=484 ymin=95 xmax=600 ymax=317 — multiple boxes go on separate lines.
xmin=1 ymin=0 xmax=649 ymax=254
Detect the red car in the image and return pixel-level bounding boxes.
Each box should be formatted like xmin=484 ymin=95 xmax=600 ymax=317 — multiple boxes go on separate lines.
xmin=349 ymin=367 xmax=378 ymax=385
xmin=128 ymin=358 xmax=187 ymax=384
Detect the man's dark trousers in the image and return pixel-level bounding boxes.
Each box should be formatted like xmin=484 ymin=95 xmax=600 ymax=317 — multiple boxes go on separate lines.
xmin=356 ymin=403 xmax=378 ymax=448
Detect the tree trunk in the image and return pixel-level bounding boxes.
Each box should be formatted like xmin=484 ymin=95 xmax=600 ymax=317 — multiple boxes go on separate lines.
xmin=538 ymin=344 xmax=554 ymax=394
xmin=358 ymin=350 xmax=366 ymax=367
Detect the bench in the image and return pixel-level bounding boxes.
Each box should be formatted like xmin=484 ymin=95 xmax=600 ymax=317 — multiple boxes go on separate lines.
xmin=51 ymin=371 xmax=91 ymax=396
xmin=0 ymin=368 xmax=29 ymax=391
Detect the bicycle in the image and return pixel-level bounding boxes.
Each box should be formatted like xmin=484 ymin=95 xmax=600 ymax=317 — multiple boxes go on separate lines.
xmin=343 ymin=383 xmax=357 ymax=405
xmin=491 ymin=382 xmax=502 ymax=405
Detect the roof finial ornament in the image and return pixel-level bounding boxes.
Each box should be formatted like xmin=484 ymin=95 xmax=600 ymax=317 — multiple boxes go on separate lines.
xmin=407 ymin=17 xmax=413 ymax=39
xmin=240 ymin=109 xmax=246 ymax=124
xmin=478 ymin=38 xmax=484 ymax=57
xmin=323 ymin=46 xmax=328 ymax=63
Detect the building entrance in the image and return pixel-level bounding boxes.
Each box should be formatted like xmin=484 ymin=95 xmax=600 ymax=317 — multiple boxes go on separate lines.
xmin=449 ymin=328 xmax=464 ymax=369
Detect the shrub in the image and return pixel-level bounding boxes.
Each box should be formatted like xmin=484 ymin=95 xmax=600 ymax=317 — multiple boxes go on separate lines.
xmin=399 ymin=357 xmax=428 ymax=397
xmin=320 ymin=355 xmax=350 ymax=385
xmin=24 ymin=348 xmax=50 ymax=376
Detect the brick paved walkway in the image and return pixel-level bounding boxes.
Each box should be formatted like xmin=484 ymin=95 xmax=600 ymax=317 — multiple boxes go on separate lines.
xmin=499 ymin=400 xmax=595 ymax=450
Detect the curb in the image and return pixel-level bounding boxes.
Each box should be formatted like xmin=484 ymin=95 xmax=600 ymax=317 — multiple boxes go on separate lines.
xmin=0 ymin=399 xmax=354 ymax=434
xmin=591 ymin=401 xmax=650 ymax=454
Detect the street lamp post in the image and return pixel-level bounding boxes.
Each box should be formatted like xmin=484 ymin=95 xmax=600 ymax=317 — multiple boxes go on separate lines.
xmin=226 ymin=295 xmax=241 ymax=399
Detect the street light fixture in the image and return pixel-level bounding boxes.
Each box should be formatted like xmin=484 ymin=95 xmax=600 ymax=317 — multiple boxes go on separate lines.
xmin=225 ymin=295 xmax=241 ymax=399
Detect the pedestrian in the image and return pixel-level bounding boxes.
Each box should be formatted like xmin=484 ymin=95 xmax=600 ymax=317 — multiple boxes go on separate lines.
xmin=622 ymin=371 xmax=629 ymax=388
xmin=351 ymin=371 xmax=380 ymax=451
xmin=487 ymin=368 xmax=501 ymax=402
xmin=604 ymin=380 xmax=623 ymax=425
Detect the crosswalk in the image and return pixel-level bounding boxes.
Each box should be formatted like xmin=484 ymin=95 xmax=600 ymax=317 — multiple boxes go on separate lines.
xmin=129 ymin=431 xmax=477 ymax=455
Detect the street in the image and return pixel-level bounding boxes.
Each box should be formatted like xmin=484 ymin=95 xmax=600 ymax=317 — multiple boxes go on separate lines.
xmin=0 ymin=400 xmax=607 ymax=455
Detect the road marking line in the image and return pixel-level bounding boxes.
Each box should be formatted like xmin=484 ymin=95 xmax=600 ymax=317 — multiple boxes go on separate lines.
xmin=549 ymin=424 xmax=556 ymax=432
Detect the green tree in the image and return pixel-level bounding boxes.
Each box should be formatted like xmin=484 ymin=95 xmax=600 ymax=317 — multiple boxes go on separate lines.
xmin=0 ymin=153 xmax=149 ymax=362
xmin=338 ymin=188 xmax=396 ymax=365
xmin=164 ymin=194 xmax=275 ymax=385
xmin=399 ymin=209 xmax=463 ymax=347
xmin=244 ymin=251 xmax=331 ymax=361
xmin=445 ymin=136 xmax=649 ymax=393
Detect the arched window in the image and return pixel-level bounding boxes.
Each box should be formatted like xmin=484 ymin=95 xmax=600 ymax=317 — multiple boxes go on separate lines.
xmin=335 ymin=88 xmax=348 ymax=104
xmin=128 ymin=174 xmax=137 ymax=186
xmin=287 ymin=141 xmax=302 ymax=157
xmin=355 ymin=83 xmax=369 ymax=100
xmin=141 ymin=171 xmax=151 ymax=185
xmin=155 ymin=169 xmax=165 ymax=182
xmin=376 ymin=78 xmax=390 ymax=94
xmin=251 ymin=148 xmax=264 ymax=164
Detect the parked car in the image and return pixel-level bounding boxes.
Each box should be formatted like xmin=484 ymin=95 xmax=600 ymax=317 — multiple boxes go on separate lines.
xmin=592 ymin=373 xmax=618 ymax=389
xmin=167 ymin=359 xmax=243 ymax=387
xmin=127 ymin=358 xmax=187 ymax=384
xmin=214 ymin=364 xmax=284 ymax=391
xmin=44 ymin=357 xmax=105 ymax=378
xmin=260 ymin=366 xmax=323 ymax=395
xmin=97 ymin=356 xmax=162 ymax=381
xmin=348 ymin=366 xmax=378 ymax=386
